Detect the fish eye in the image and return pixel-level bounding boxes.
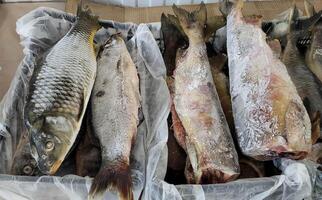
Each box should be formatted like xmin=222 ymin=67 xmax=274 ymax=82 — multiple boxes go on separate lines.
xmin=23 ymin=165 xmax=33 ymax=175
xmin=45 ymin=141 xmax=55 ymax=151
xmin=47 ymin=160 xmax=54 ymax=166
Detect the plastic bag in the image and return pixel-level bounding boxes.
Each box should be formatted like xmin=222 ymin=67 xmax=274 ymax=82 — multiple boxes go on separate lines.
xmin=148 ymin=159 xmax=320 ymax=200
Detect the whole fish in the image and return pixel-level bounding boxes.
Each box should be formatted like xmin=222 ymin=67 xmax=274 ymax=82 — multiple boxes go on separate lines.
xmin=224 ymin=0 xmax=311 ymax=160
xmin=24 ymin=7 xmax=100 ymax=175
xmin=75 ymin=111 xmax=101 ymax=177
xmin=304 ymin=0 xmax=322 ymax=83
xmin=10 ymin=133 xmax=42 ymax=176
xmin=90 ymin=34 xmax=140 ymax=199
xmin=172 ymin=3 xmax=239 ymax=184
xmin=282 ymin=8 xmax=322 ymax=143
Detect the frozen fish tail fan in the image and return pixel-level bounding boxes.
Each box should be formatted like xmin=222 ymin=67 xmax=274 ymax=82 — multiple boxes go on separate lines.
xmin=161 ymin=13 xmax=187 ymax=76
xmin=225 ymin=0 xmax=312 ymax=160
xmin=24 ymin=4 xmax=99 ymax=175
xmin=172 ymin=2 xmax=240 ymax=184
xmin=283 ymin=7 xmax=322 ymax=144
xmin=89 ymin=34 xmax=140 ymax=200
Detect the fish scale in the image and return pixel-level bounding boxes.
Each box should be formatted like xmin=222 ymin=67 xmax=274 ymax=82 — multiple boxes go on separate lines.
xmin=25 ymin=8 xmax=100 ymax=175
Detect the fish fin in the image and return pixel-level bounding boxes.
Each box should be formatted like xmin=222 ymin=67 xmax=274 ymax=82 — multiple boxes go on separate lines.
xmin=76 ymin=2 xmax=100 ymax=29
xmin=234 ymin=0 xmax=244 ymax=11
xmin=311 ymin=111 xmax=320 ymax=144
xmin=205 ymin=16 xmax=226 ymax=41
xmin=167 ymin=14 xmax=187 ymax=39
xmin=172 ymin=2 xmax=207 ymax=34
xmin=304 ymin=0 xmax=316 ymax=17
xmin=219 ymin=0 xmax=234 ymax=18
xmin=290 ymin=9 xmax=321 ymax=32
xmin=161 ymin=13 xmax=187 ymax=76
xmin=89 ymin=160 xmax=133 ymax=200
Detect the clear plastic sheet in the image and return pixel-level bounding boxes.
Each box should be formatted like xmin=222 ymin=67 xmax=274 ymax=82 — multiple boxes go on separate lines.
xmin=0 ymin=7 xmax=320 ymax=200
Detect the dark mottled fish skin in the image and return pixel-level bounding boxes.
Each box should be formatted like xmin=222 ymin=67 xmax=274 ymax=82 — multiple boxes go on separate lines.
xmin=10 ymin=133 xmax=42 ymax=176
xmin=161 ymin=13 xmax=187 ymax=77
xmin=304 ymin=0 xmax=322 ymax=84
xmin=24 ymin=7 xmax=100 ymax=175
xmin=173 ymin=3 xmax=239 ymax=184
xmin=89 ymin=34 xmax=140 ymax=200
xmin=282 ymin=9 xmax=322 ymax=141
xmin=75 ymin=110 xmax=101 ymax=177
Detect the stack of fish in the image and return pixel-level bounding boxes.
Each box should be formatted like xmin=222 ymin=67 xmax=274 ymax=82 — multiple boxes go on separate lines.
xmin=163 ymin=0 xmax=322 ymax=185
xmin=4 ymin=0 xmax=322 ymax=199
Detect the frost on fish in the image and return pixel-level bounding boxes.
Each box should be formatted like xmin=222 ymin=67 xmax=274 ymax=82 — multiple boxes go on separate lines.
xmin=173 ymin=3 xmax=239 ymax=184
xmin=226 ymin=0 xmax=311 ymax=160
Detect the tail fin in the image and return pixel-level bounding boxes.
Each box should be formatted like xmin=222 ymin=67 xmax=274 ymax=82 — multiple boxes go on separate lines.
xmin=89 ymin=161 xmax=133 ymax=200
xmin=304 ymin=0 xmax=316 ymax=17
xmin=289 ymin=8 xmax=322 ymax=40
xmin=205 ymin=16 xmax=226 ymax=41
xmin=76 ymin=2 xmax=100 ymax=29
xmin=219 ymin=0 xmax=234 ymax=18
xmin=161 ymin=13 xmax=187 ymax=76
xmin=172 ymin=2 xmax=207 ymax=37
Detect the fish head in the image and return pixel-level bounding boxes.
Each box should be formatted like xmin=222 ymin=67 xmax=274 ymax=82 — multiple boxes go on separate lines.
xmin=11 ymin=138 xmax=42 ymax=176
xmin=29 ymin=115 xmax=76 ymax=175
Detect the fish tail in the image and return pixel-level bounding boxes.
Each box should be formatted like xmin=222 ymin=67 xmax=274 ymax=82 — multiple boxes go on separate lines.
xmin=288 ymin=7 xmax=322 ymax=40
xmin=89 ymin=160 xmax=133 ymax=200
xmin=234 ymin=0 xmax=244 ymax=11
xmin=76 ymin=2 xmax=100 ymax=29
xmin=172 ymin=2 xmax=207 ymax=36
xmin=219 ymin=0 xmax=234 ymax=18
xmin=161 ymin=13 xmax=187 ymax=75
xmin=304 ymin=0 xmax=316 ymax=17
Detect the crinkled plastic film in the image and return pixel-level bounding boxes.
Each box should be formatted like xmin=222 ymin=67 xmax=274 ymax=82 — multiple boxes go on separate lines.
xmin=0 ymin=7 xmax=320 ymax=200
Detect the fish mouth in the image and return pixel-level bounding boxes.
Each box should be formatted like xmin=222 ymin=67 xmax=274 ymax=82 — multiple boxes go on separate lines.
xmin=49 ymin=160 xmax=63 ymax=174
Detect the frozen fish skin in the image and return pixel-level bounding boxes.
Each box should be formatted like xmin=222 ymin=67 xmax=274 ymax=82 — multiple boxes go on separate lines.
xmin=173 ymin=3 xmax=240 ymax=184
xmin=24 ymin=6 xmax=99 ymax=175
xmin=90 ymin=34 xmax=140 ymax=200
xmin=225 ymin=0 xmax=311 ymax=160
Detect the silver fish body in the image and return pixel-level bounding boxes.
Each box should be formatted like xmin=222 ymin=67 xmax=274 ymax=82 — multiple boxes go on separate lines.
xmin=25 ymin=9 xmax=99 ymax=175
xmin=90 ymin=34 xmax=140 ymax=200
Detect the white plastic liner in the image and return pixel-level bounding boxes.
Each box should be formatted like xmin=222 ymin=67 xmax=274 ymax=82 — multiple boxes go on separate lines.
xmin=0 ymin=7 xmax=320 ymax=200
